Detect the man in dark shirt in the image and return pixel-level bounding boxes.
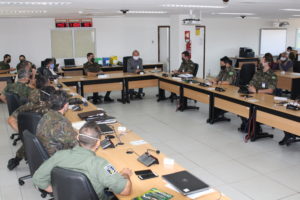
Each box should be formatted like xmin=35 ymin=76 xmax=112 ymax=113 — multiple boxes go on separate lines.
xmin=127 ymin=50 xmax=144 ymax=99
xmin=0 ymin=54 xmax=16 ymax=73
xmin=38 ymin=58 xmax=57 ymax=80
xmin=16 ymin=55 xmax=26 ymax=71
xmin=83 ymin=53 xmax=114 ymax=103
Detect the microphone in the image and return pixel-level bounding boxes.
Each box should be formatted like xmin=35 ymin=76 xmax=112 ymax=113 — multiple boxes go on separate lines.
xmin=112 ymin=126 xmax=124 ymax=146
xmin=146 ymin=149 xmax=160 ymax=155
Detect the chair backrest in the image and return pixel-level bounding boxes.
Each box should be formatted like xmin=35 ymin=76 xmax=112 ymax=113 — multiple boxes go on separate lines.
xmin=51 ymin=167 xmax=99 ymax=200
xmin=18 ymin=112 xmax=42 ymax=140
xmin=239 ymin=63 xmax=256 ymax=86
xmin=193 ymin=63 xmax=199 ymax=77
xmin=293 ymin=61 xmax=300 ymax=73
xmin=5 ymin=92 xmax=22 ymax=115
xmin=23 ymin=130 xmax=49 ymax=175
xmin=123 ymin=56 xmax=132 ymax=72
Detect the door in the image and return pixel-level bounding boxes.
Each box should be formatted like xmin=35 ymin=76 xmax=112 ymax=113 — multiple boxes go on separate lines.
xmin=158 ymin=26 xmax=170 ymax=72
xmin=192 ymin=26 xmax=206 ymax=78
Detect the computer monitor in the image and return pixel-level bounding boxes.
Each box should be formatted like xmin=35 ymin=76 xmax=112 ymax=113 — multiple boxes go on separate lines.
xmin=64 ymin=58 xmax=75 ymax=67
xmin=94 ymin=58 xmax=103 ymax=65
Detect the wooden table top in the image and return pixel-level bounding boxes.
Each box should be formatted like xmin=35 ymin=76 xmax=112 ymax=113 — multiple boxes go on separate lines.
xmin=274 ymin=71 xmax=300 ymax=79
xmin=60 ymin=82 xmax=230 ymax=200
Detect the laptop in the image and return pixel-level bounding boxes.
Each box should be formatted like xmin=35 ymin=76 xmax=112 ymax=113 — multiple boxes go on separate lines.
xmin=162 ymin=171 xmax=209 ymax=195
xmin=64 ymin=58 xmax=75 ymax=67
xmin=78 ymin=110 xmax=106 ymax=120
xmin=98 ymin=124 xmax=114 ymax=135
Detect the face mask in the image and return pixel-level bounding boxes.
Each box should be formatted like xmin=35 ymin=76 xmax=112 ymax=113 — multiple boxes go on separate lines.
xmin=50 ymin=63 xmax=55 ymax=70
xmin=133 ymin=56 xmax=139 ymax=61
xmin=7 ymin=59 xmax=11 ymax=63
xmin=91 ymin=58 xmax=95 ymax=63
xmin=221 ymin=65 xmax=226 ymax=70
xmin=280 ymin=57 xmax=287 ymax=61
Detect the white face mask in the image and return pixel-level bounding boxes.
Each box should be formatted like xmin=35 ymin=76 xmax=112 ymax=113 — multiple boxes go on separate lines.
xmin=280 ymin=57 xmax=287 ymax=61
xmin=133 ymin=56 xmax=139 ymax=60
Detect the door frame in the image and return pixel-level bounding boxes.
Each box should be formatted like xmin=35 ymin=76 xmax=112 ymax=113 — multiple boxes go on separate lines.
xmin=195 ymin=25 xmax=206 ymax=79
xmin=158 ymin=25 xmax=171 ymax=73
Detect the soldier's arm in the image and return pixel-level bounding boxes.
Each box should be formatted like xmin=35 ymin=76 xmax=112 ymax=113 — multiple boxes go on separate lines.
xmin=60 ymin=120 xmax=78 ymax=149
xmin=258 ymin=75 xmax=277 ymax=94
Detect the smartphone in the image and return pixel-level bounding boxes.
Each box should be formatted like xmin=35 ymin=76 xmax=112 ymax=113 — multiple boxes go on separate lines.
xmin=138 ymin=173 xmax=158 ymax=180
xmin=135 ymin=169 xmax=153 ymax=176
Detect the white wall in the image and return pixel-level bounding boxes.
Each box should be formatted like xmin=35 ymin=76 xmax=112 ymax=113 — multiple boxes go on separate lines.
xmin=0 ymin=17 xmax=170 ymax=68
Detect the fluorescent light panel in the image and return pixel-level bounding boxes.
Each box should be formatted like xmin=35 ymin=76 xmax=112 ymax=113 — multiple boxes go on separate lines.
xmin=162 ymin=4 xmax=226 ymax=9
xmin=281 ymin=9 xmax=300 ymax=11
xmin=215 ymin=12 xmax=255 ymax=15
xmin=0 ymin=10 xmax=47 ymax=14
xmin=127 ymin=11 xmax=167 ymax=14
xmin=0 ymin=2 xmax=71 ymax=6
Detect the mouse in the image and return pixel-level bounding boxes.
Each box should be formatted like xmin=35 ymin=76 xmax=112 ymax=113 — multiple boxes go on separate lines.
xmin=105 ymin=135 xmax=115 ymax=139
xmin=57 ymin=84 xmax=63 ymax=89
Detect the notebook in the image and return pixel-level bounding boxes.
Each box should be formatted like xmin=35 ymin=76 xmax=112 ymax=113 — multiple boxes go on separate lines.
xmin=162 ymin=171 xmax=209 ymax=196
xmin=98 ymin=124 xmax=114 ymax=135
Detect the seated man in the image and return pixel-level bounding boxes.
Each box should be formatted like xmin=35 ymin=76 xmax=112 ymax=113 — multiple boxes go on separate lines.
xmin=0 ymin=54 xmax=16 ymax=74
xmin=33 ymin=121 xmax=132 ymax=199
xmin=278 ymin=52 xmax=293 ymax=72
xmin=16 ymin=55 xmax=26 ymax=71
xmin=0 ymin=68 xmax=33 ymax=103
xmin=38 ymin=58 xmax=57 ymax=80
xmin=36 ymin=90 xmax=78 ymax=156
xmin=7 ymin=86 xmax=55 ymax=170
xmin=211 ymin=57 xmax=236 ymax=85
xmin=127 ymin=50 xmax=144 ymax=99
xmin=17 ymin=60 xmax=37 ymax=88
xmin=239 ymin=57 xmax=277 ymax=133
xmin=173 ymin=51 xmax=195 ymax=75
xmin=84 ymin=53 xmax=114 ymax=103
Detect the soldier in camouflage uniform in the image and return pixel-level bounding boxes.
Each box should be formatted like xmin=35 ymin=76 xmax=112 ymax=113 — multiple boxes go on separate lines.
xmin=0 ymin=68 xmax=32 ymax=103
xmin=36 ymin=90 xmax=78 ymax=156
xmin=214 ymin=58 xmax=237 ymax=85
xmin=239 ymin=58 xmax=278 ymax=133
xmin=83 ymin=52 xmax=113 ymax=103
xmin=33 ymin=122 xmax=132 ymax=199
xmin=7 ymin=86 xmax=55 ymax=170
xmin=175 ymin=51 xmax=195 ymax=75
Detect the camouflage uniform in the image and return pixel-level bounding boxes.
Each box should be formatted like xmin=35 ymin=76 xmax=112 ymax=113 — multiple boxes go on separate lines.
xmin=13 ymin=102 xmax=50 ymax=159
xmin=0 ymin=61 xmax=10 ymax=70
xmin=3 ymin=82 xmax=32 ymax=102
xmin=216 ymin=66 xmax=237 ymax=85
xmin=36 ymin=109 xmax=78 ymax=156
xmin=83 ymin=62 xmax=102 ymax=75
xmin=249 ymin=69 xmax=277 ymax=91
xmin=178 ymin=60 xmax=195 ymax=74
xmin=28 ymin=88 xmax=41 ymax=104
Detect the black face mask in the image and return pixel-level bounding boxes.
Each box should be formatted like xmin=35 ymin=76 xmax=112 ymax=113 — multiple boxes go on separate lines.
xmin=7 ymin=59 xmax=11 ymax=63
xmin=221 ymin=65 xmax=226 ymax=70
xmin=91 ymin=58 xmax=95 ymax=63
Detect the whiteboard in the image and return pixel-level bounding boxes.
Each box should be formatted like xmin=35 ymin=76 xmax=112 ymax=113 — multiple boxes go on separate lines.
xmin=74 ymin=29 xmax=96 ymax=57
xmin=260 ymin=29 xmax=287 ymax=56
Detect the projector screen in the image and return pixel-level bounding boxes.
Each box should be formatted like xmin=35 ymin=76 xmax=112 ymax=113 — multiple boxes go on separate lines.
xmin=259 ymin=29 xmax=287 ymax=56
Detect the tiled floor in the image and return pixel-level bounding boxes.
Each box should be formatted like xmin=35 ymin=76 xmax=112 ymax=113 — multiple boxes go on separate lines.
xmin=1 ymin=88 xmax=300 ymax=200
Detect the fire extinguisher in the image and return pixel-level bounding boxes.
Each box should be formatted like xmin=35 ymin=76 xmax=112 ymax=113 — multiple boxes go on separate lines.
xmin=185 ymin=31 xmax=191 ymax=57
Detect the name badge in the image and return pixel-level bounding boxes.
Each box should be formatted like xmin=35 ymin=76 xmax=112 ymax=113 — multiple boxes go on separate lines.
xmin=262 ymin=83 xmax=266 ymax=88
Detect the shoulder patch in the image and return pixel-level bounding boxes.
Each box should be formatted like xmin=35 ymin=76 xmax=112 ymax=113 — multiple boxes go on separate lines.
xmin=229 ymin=72 xmax=234 ymax=75
xmin=104 ymin=164 xmax=116 ymax=175
xmin=272 ymin=76 xmax=276 ymax=79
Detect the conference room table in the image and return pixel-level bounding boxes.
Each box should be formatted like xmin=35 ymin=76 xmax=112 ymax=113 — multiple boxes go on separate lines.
xmin=60 ymin=63 xmax=164 ymax=76
xmin=0 ymin=73 xmax=16 ymax=93
xmin=60 ymin=71 xmax=300 ymax=138
xmin=62 ymin=83 xmax=230 ymax=200
xmin=275 ymin=71 xmax=300 ymax=99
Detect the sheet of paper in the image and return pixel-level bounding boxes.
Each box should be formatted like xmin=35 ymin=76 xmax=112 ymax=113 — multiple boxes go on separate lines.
xmin=130 ymin=140 xmax=147 ymax=146
xmin=274 ymin=96 xmax=288 ymax=101
xmin=247 ymin=99 xmax=259 ymax=103
xmin=165 ymin=184 xmax=215 ymax=199
xmin=72 ymin=121 xmax=86 ymax=130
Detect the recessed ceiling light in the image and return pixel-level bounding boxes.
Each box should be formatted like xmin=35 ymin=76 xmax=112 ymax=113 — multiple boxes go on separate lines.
xmin=0 ymin=2 xmax=71 ymax=6
xmin=126 ymin=11 xmax=167 ymax=14
xmin=281 ymin=9 xmax=300 ymax=12
xmin=162 ymin=4 xmax=226 ymax=9
xmin=215 ymin=12 xmax=255 ymax=15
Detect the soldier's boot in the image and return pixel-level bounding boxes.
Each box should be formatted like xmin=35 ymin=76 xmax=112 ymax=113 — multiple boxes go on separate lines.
xmin=7 ymin=157 xmax=22 ymax=170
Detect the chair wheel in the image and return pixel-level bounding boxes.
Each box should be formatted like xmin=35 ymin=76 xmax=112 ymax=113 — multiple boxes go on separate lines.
xmin=41 ymin=193 xmax=47 ymax=198
xmin=18 ymin=180 xmax=25 ymax=186
xmin=10 ymin=135 xmax=14 ymax=139
xmin=13 ymin=141 xmax=17 ymax=146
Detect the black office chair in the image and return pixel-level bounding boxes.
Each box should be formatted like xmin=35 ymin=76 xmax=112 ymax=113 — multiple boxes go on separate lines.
xmin=22 ymin=130 xmax=50 ymax=198
xmin=5 ymin=92 xmax=23 ymax=145
xmin=17 ymin=112 xmax=43 ymax=185
xmin=123 ymin=56 xmax=132 ymax=72
xmin=179 ymin=63 xmax=200 ymax=111
xmin=51 ymin=167 xmax=99 ymax=200
xmin=239 ymin=63 xmax=256 ymax=86
xmin=293 ymin=61 xmax=300 ymax=73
